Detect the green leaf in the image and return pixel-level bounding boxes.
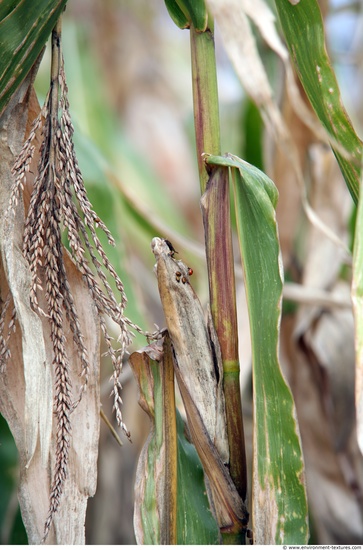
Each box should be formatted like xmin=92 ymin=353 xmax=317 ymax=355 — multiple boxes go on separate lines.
xmin=0 ymin=415 xmax=27 ymax=543
xmin=274 ymin=0 xmax=362 ymax=204
xmin=206 ymin=154 xmax=309 ymax=544
xmin=164 ymin=0 xmax=190 ymax=29
xmin=130 ymin=345 xmax=220 ymax=545
xmin=0 ymin=0 xmax=67 ymax=118
xmin=180 ymin=0 xmax=208 ymax=31
xmin=175 ymin=413 xmax=220 ymax=543
xmin=352 ymin=179 xmax=363 ymax=456
xmin=242 ymin=99 xmax=264 ymax=172
xmin=165 ymin=0 xmax=208 ymax=32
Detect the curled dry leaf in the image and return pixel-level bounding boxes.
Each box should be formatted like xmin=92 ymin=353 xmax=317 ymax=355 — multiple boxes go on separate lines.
xmin=5 ymin=21 xmax=153 ymax=538
xmin=207 ymin=0 xmax=348 ymax=261
xmin=206 ymin=0 xmax=284 ymax=136
xmin=129 ymin=336 xmax=173 ymax=544
xmin=151 ymin=236 xmax=229 ymax=463
xmin=151 ymin=237 xmax=248 ymax=532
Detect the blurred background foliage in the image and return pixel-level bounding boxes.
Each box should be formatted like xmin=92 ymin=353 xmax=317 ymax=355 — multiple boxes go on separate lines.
xmin=1 ymin=0 xmax=363 ymax=544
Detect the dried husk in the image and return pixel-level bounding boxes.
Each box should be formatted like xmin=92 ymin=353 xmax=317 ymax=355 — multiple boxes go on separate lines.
xmin=151 ymin=237 xmax=248 ymax=532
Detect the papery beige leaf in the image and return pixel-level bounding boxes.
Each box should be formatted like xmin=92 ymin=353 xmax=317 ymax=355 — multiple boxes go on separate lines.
xmin=294 ymin=144 xmax=352 ymax=337
xmin=243 ymin=0 xmax=328 ymax=144
xmin=0 ymin=74 xmax=100 ymax=544
xmin=207 ymin=0 xmax=346 ymax=257
xmin=0 ymin=253 xmax=101 ymax=544
xmin=151 ymin=237 xmax=229 ymax=463
xmin=206 ymin=0 xmax=326 ymax=145
xmin=0 ymin=72 xmax=52 ymax=469
xmin=151 ymin=237 xmax=249 ymax=532
xmin=281 ymin=139 xmax=362 ymax=543
xmin=304 ymin=144 xmax=352 ymax=281
xmin=239 ymin=0 xmax=288 ymax=61
xmin=298 ymin=284 xmax=356 ymax=449
xmin=282 ymin=298 xmax=363 ymax=543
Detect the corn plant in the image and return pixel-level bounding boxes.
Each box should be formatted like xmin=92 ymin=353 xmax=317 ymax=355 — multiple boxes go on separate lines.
xmin=0 ymin=0 xmax=362 ymax=545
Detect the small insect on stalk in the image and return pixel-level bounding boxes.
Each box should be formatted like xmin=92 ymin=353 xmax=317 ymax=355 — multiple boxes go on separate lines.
xmin=164 ymin=239 xmax=178 ymax=257
xmin=151 ymin=237 xmax=228 ymax=461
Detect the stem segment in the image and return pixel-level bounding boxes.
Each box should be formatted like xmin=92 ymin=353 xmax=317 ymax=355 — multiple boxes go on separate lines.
xmin=201 ymin=167 xmax=247 ymax=503
xmin=161 ymin=333 xmax=178 ymax=545
xmin=190 ymin=17 xmax=248 ymax=544
xmin=190 ymin=23 xmax=221 ymax=193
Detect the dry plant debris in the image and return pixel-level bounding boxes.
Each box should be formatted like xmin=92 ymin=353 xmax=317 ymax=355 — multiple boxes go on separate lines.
xmin=1 ymin=21 xmax=153 ymax=542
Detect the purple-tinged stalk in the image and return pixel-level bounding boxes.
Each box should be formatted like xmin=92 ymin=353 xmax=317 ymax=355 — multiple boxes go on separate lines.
xmin=190 ymin=17 xmax=248 ymax=544
xmin=201 ymin=166 xmax=247 ymax=504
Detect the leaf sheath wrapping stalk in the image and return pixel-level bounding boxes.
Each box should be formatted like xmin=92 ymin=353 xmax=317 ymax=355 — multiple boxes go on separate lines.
xmin=173 ymin=357 xmax=248 ymax=532
xmin=201 ymin=165 xmax=247 ymax=501
xmin=205 ymin=154 xmax=309 ymax=544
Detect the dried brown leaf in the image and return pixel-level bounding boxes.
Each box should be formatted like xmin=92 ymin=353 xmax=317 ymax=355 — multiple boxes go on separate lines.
xmin=0 ymin=65 xmax=100 ymax=544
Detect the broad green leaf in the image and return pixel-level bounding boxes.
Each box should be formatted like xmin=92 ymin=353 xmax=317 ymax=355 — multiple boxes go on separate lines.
xmin=242 ymin=99 xmax=264 ymax=172
xmin=130 ymin=343 xmax=220 ymax=545
xmin=179 ymin=0 xmax=208 ymax=31
xmin=275 ymin=0 xmax=362 ymax=204
xmin=206 ymin=154 xmax=309 ymax=544
xmin=352 ymin=178 xmax=363 ymax=456
xmin=0 ymin=0 xmax=67 ymax=117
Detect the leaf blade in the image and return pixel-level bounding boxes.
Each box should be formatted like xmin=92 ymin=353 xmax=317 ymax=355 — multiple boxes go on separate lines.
xmin=275 ymin=0 xmax=362 ymax=203
xmin=206 ymin=153 xmax=309 ymax=544
xmin=0 ymin=0 xmax=68 ymax=118
xmin=352 ymin=178 xmax=363 ymax=456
